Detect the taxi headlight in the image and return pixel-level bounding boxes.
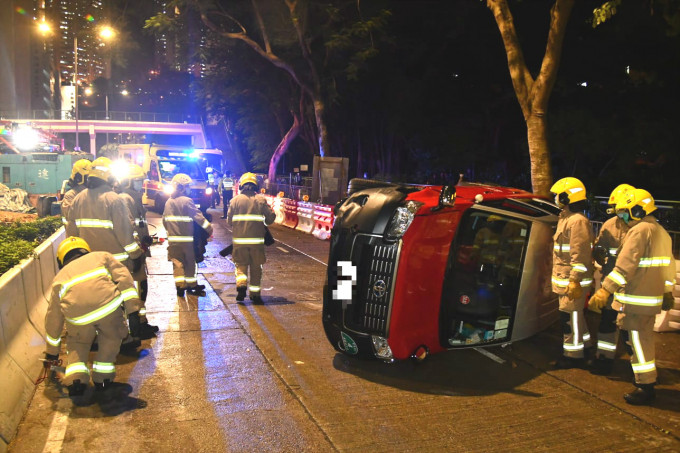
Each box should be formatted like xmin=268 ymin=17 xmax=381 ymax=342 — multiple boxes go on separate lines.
xmin=162 ymin=184 xmax=174 ymax=195
xmin=384 ymin=200 xmax=423 ymax=240
xmin=371 ymin=335 xmax=393 ymax=361
xmin=206 ymin=187 xmax=213 ymax=195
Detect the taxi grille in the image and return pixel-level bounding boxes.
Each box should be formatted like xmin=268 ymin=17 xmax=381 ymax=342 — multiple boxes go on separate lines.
xmin=346 ymin=236 xmax=400 ymax=336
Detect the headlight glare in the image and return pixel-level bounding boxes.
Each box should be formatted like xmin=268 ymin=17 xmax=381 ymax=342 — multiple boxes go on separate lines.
xmin=384 ymin=200 xmax=423 ymax=240
xmin=162 ymin=184 xmax=174 ymax=195
xmin=206 ymin=187 xmax=213 ymax=195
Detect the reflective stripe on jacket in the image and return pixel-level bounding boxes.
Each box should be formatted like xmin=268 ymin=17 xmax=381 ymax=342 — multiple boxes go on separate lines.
xmin=65 ymin=184 xmax=142 ymax=263
xmin=594 ymin=216 xmax=629 ymax=277
xmin=601 ymin=216 xmax=676 ymax=315
xmin=44 ymin=251 xmax=141 ymax=355
xmin=227 ymin=192 xmax=276 ymax=247
xmin=163 ymin=195 xmax=212 ymax=243
xmin=552 ymin=209 xmax=594 ymax=294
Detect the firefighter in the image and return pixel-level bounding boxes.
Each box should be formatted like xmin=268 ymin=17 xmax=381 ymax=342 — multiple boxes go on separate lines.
xmin=227 ymin=172 xmax=276 ymax=304
xmin=61 ymin=158 xmax=91 ymax=226
xmin=589 ymin=184 xmax=634 ymax=375
xmin=550 ymin=177 xmax=594 ymax=369
xmin=589 ymin=189 xmax=676 ymax=405
xmin=117 ymin=163 xmax=158 ymax=338
xmin=43 ymin=237 xmax=142 ymax=400
xmin=219 ymin=172 xmax=235 ymax=219
xmin=163 ymin=173 xmax=213 ymax=297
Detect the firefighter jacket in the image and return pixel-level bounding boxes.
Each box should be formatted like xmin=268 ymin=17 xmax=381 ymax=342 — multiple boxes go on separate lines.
xmin=552 ymin=209 xmax=594 ymax=295
xmin=66 ymin=184 xmax=142 ymax=266
xmin=163 ymin=195 xmax=213 ymax=244
xmin=61 ymin=184 xmax=85 ymax=225
xmin=594 ymin=216 xmax=629 ymax=277
xmin=44 ymin=251 xmax=141 ymax=355
xmin=601 ymin=216 xmax=676 ymax=316
xmin=120 ymin=189 xmax=150 ymax=241
xmin=227 ymin=191 xmax=276 ymax=246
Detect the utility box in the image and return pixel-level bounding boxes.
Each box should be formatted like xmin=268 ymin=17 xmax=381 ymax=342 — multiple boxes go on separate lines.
xmin=0 ymin=153 xmax=91 ymax=195
xmin=311 ymin=156 xmax=349 ymax=205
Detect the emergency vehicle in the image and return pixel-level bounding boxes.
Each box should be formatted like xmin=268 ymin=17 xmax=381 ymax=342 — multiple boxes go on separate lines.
xmin=323 ymin=179 xmax=560 ymax=361
xmin=117 ymin=144 xmax=213 ymax=212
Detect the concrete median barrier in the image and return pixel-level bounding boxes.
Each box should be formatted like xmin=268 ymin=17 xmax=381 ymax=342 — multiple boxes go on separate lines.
xmin=312 ymin=204 xmax=333 ymax=241
xmin=0 ymin=227 xmax=65 ymax=448
xmin=296 ymin=201 xmax=315 ymax=234
xmin=282 ymin=199 xmax=298 ymax=229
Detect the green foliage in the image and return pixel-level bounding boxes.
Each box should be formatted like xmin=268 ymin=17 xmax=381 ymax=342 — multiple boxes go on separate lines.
xmin=0 ymin=217 xmax=63 ymax=275
xmin=591 ymin=0 xmax=621 ymax=27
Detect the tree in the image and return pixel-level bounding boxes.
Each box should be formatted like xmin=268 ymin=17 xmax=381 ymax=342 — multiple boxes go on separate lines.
xmin=486 ymin=0 xmax=574 ymax=196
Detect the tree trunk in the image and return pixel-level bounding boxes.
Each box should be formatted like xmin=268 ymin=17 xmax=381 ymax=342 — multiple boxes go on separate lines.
xmin=526 ymin=113 xmax=553 ymax=196
xmin=268 ymin=112 xmax=301 ymax=183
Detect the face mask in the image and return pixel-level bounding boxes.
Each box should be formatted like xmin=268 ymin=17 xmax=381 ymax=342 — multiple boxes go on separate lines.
xmin=132 ymin=181 xmax=144 ymax=192
xmin=617 ymin=211 xmax=630 ymax=224
xmin=554 ymin=194 xmax=564 ymax=208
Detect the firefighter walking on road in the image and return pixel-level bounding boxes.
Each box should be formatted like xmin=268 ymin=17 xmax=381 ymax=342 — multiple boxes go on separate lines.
xmin=550 ymin=177 xmax=595 ymax=369
xmin=589 ymin=188 xmax=676 ymax=405
xmin=589 ymin=184 xmax=634 ymax=375
xmin=163 ymin=173 xmax=213 ymax=297
xmin=61 ymin=158 xmax=91 ymax=226
xmin=228 ymin=172 xmax=276 ymax=304
xmin=44 ymin=237 xmax=143 ymax=401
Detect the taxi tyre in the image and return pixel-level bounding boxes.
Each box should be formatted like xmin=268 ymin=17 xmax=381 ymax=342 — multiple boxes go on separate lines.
xmin=347 ymin=178 xmax=397 ymax=196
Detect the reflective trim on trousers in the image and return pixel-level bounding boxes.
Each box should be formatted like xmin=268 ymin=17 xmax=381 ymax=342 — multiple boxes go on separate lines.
xmin=92 ymin=361 xmax=115 ymax=374
xmin=46 ymin=333 xmax=61 ymax=347
xmin=65 ymin=295 xmax=123 ymax=326
xmin=65 ymin=362 xmax=90 ymax=378
xmin=249 ymin=286 xmax=261 ymax=292
xmin=631 ymin=330 xmax=656 ymax=373
xmin=167 ymin=236 xmax=193 ymax=242
xmin=597 ymin=340 xmax=617 ymax=352
xmin=233 ymin=237 xmax=265 ymax=245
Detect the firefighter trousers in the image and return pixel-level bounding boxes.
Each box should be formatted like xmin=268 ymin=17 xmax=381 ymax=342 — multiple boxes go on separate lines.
xmin=559 ymin=293 xmax=592 ymax=359
xmin=168 ymin=243 xmax=197 ymax=289
xmin=233 ymin=244 xmax=265 ymax=296
xmin=596 ymin=303 xmax=619 ymax=360
xmin=618 ymin=313 xmax=657 ymax=385
xmin=62 ymin=309 xmax=129 ymax=386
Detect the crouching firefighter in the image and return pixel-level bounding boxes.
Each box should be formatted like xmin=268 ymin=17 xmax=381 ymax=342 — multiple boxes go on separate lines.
xmin=589 ymin=189 xmax=676 ymax=405
xmin=43 ymin=237 xmax=143 ymax=399
xmin=163 ymin=173 xmax=213 ymax=297
xmin=550 ymin=177 xmax=594 ymax=369
xmin=227 ymin=172 xmax=276 ymax=304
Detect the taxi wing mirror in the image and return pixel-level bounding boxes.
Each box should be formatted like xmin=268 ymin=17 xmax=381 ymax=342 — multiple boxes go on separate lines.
xmin=432 ymin=185 xmax=456 ymax=212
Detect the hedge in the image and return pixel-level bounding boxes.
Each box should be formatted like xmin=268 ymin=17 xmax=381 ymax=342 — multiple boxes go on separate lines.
xmin=0 ymin=216 xmax=63 ymax=275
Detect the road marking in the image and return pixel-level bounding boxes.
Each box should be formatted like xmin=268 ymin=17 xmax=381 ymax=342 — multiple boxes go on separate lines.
xmin=473 ymin=347 xmax=506 ymax=364
xmin=42 ymin=398 xmax=71 ymax=453
xmin=276 ymin=246 xmax=289 ymax=253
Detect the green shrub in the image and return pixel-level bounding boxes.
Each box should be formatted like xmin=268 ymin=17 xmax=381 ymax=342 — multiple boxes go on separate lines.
xmin=0 ymin=216 xmax=63 ymax=275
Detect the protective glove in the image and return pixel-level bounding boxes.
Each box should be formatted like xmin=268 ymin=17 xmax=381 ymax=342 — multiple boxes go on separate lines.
xmin=128 ymin=311 xmax=142 ymax=338
xmin=589 ymin=288 xmax=611 ymax=313
xmin=662 ymin=292 xmax=675 ymax=311
xmin=43 ymin=353 xmax=59 ymax=369
xmin=141 ymin=235 xmax=153 ymax=247
xmin=566 ymin=280 xmax=583 ymax=300
xmin=592 ymin=246 xmax=609 ymax=267
xmin=131 ymin=256 xmax=143 ymax=273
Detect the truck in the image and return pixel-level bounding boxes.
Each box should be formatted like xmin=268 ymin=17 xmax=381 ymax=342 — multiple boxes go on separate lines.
xmin=117 ymin=144 xmax=213 ymax=213
xmin=323 ymin=178 xmax=560 ymax=361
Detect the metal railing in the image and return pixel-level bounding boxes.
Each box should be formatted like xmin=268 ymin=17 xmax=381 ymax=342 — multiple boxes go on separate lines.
xmin=0 ymin=110 xmax=200 ymax=124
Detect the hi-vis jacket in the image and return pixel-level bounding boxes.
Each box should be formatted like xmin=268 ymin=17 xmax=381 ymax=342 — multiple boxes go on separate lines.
xmin=594 ymin=216 xmax=629 ymax=277
xmin=163 ymin=195 xmax=213 ymax=244
xmin=601 ymin=216 xmax=676 ymax=316
xmin=61 ymin=184 xmax=86 ymax=225
xmin=120 ymin=189 xmax=150 ymax=241
xmin=44 ymin=251 xmax=141 ymax=355
xmin=219 ymin=177 xmax=234 ymax=192
xmin=552 ymin=209 xmax=594 ymax=294
xmin=227 ymin=192 xmax=276 ymax=246
xmin=66 ymin=184 xmax=142 ymax=266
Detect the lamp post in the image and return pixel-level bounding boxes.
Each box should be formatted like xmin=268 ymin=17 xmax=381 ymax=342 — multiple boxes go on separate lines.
xmin=74 ymin=36 xmax=80 ymax=150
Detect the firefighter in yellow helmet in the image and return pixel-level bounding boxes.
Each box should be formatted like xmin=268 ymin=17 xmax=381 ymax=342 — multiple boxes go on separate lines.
xmin=116 ymin=163 xmax=158 ymax=338
xmin=61 ymin=158 xmax=92 ymax=226
xmin=163 ymin=173 xmax=213 ymax=297
xmin=228 ymin=172 xmax=276 ymax=304
xmin=588 ymin=184 xmax=634 ymax=375
xmin=589 ymin=189 xmax=676 ymax=405
xmin=550 ymin=177 xmax=595 ymax=369
xmin=44 ymin=237 xmax=142 ymax=401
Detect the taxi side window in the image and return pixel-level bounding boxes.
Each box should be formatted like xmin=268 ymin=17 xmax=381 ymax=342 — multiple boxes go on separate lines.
xmin=149 ymin=161 xmax=159 ymax=181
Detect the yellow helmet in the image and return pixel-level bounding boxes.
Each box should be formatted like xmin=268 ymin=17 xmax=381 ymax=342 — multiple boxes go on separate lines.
xmin=607 ymin=183 xmax=635 ymax=205
xmin=57 ymin=236 xmax=90 ymax=267
xmin=239 ymin=172 xmax=258 ymax=188
xmin=171 ymin=173 xmax=192 ymax=187
xmin=616 ymin=188 xmax=656 ymax=220
xmin=70 ymin=159 xmax=92 ymax=185
xmin=550 ymin=177 xmax=586 ymax=206
xmin=89 ymin=157 xmax=113 ymax=182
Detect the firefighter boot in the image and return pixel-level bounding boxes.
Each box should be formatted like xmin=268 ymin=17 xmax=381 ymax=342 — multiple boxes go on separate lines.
xmin=138 ymin=322 xmax=158 ymax=340
xmin=589 ymin=357 xmax=614 ymax=376
xmin=236 ymin=286 xmax=247 ymax=304
xmin=177 ymin=287 xmax=186 ymax=297
xmin=624 ymin=384 xmax=656 ymax=406
xmin=68 ymin=379 xmax=87 ymax=397
xmin=250 ymin=293 xmax=264 ymax=305
xmin=554 ymin=356 xmax=585 ymax=370
xmin=119 ymin=335 xmax=141 ymax=354
xmin=94 ymin=379 xmax=132 ymax=404
xmin=187 ymin=286 xmax=206 ymax=297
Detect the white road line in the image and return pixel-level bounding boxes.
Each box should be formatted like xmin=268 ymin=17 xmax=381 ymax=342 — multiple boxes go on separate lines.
xmin=276 ymin=246 xmax=289 ymax=253
xmin=473 ymin=347 xmax=506 ymax=364
xmin=42 ymin=398 xmax=71 ymax=453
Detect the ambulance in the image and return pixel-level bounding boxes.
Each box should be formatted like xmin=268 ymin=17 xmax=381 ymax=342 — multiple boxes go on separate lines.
xmin=323 ymin=178 xmax=560 ymax=361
